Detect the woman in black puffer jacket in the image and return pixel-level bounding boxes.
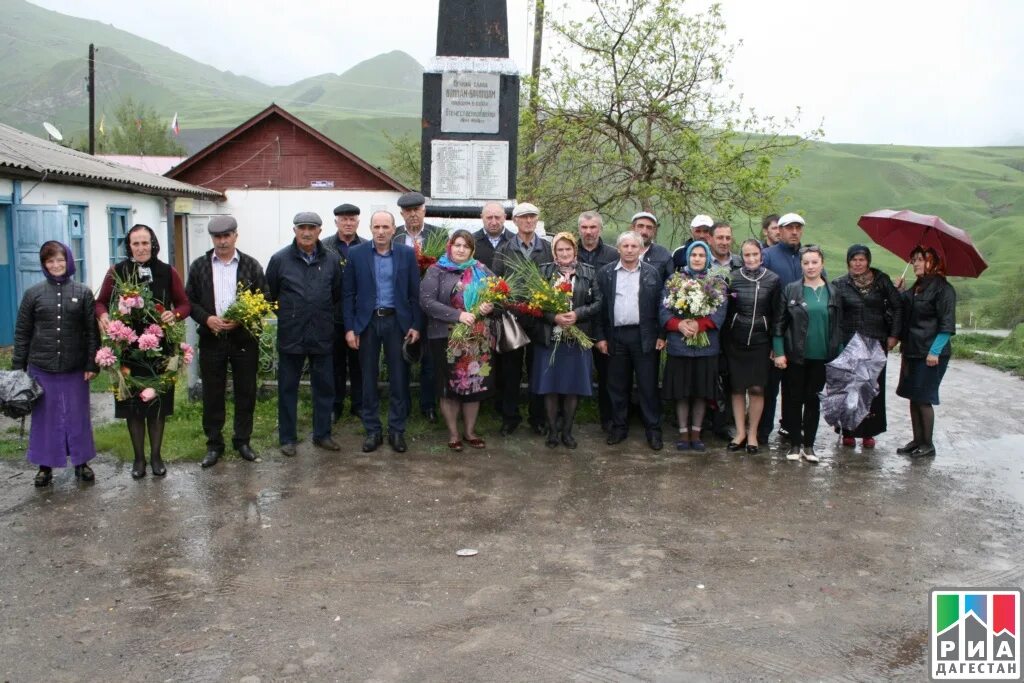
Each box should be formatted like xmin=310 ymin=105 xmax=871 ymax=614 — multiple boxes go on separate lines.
xmin=832 ymin=244 xmax=903 ymax=449
xmin=12 ymin=242 xmax=99 ymax=487
xmin=723 ymin=239 xmax=781 ymax=454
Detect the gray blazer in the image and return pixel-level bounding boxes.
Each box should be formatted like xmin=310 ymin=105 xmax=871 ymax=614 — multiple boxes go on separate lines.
xmin=419 ymin=263 xmax=495 ymax=340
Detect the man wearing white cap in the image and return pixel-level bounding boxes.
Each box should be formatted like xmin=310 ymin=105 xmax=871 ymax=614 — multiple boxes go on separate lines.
xmin=672 ymin=214 xmax=715 ymax=271
xmin=630 ymin=211 xmax=672 ymax=282
xmin=759 ymin=211 xmax=807 ymax=443
xmin=492 ymin=202 xmax=549 ymax=435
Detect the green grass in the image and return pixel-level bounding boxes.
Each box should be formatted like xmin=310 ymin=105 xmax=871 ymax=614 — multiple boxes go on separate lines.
xmin=950 ymin=326 xmax=1024 ymax=376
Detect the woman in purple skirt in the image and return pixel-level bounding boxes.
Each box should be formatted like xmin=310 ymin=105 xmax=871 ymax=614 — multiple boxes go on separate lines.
xmin=12 ymin=242 xmax=99 ymax=486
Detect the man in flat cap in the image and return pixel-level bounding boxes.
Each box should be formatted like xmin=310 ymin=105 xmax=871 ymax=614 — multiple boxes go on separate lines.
xmin=492 ymin=202 xmax=550 ymax=435
xmin=266 ymin=212 xmax=343 ymax=456
xmin=343 ymin=210 xmax=422 ymax=453
xmin=630 ymin=211 xmax=673 ymax=282
xmin=393 ymin=190 xmax=442 ymax=422
xmin=323 ymin=203 xmax=364 ymax=422
xmin=185 ymin=215 xmax=270 ymax=468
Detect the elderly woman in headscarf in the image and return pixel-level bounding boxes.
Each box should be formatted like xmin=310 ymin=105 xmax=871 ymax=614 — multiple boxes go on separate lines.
xmin=832 ymin=244 xmax=903 ymax=449
xmin=895 ymin=246 xmax=955 ymax=458
xmin=419 ymin=229 xmax=497 ymax=451
xmin=530 ymin=232 xmax=603 ymax=449
xmin=723 ymin=238 xmax=781 ymax=454
xmin=12 ymin=242 xmax=99 ymax=487
xmin=660 ymin=240 xmax=729 ymax=452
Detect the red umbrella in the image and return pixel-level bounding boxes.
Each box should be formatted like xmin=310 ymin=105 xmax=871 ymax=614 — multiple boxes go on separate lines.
xmin=856 ymin=209 xmax=988 ymax=278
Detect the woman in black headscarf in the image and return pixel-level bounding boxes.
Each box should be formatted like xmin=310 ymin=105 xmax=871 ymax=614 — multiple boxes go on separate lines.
xmin=723 ymin=239 xmax=780 ymax=454
xmin=12 ymin=242 xmax=99 ymax=486
xmin=895 ymin=246 xmax=955 ymax=458
xmin=832 ymin=244 xmax=903 ymax=449
xmin=95 ymin=224 xmax=190 ymax=479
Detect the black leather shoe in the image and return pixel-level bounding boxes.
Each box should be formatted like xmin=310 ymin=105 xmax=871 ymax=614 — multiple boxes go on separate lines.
xmin=74 ymin=463 xmax=95 ymax=482
xmin=896 ymin=440 xmax=919 ymax=455
xmin=529 ymin=420 xmax=547 ymax=435
xmin=422 ymin=409 xmax=438 ymax=424
xmin=388 ymin=432 xmax=407 ymax=453
xmin=561 ymin=432 xmax=577 ymax=449
xmin=499 ymin=421 xmax=519 ymax=436
xmin=545 ymin=430 xmax=559 ymax=448
xmin=237 ymin=444 xmax=258 ymax=462
xmin=362 ymin=433 xmax=383 ymax=453
xmin=150 ymin=456 xmax=167 ymax=477
xmin=909 ymin=444 xmax=936 ymax=458
xmin=313 ymin=437 xmax=341 ymax=451
xmin=647 ymin=434 xmax=664 ymax=451
xmin=726 ymin=439 xmax=747 ymax=452
xmin=606 ymin=432 xmax=627 ymax=445
xmin=131 ymin=459 xmax=146 ymax=479
xmin=34 ymin=467 xmax=52 ymax=487
xmin=200 ymin=450 xmax=222 ymax=468
xmin=280 ymin=443 xmax=297 ymax=457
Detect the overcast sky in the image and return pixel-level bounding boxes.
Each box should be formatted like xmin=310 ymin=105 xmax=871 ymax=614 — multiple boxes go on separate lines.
xmin=30 ymin=0 xmax=1024 ymax=146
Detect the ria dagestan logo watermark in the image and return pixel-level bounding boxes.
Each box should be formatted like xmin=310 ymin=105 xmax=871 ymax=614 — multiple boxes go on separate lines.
xmin=931 ymin=589 xmax=1021 ymax=680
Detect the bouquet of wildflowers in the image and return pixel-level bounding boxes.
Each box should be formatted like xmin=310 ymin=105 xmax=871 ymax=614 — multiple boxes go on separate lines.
xmin=448 ymin=276 xmax=511 ymax=348
xmin=223 ymin=283 xmax=277 ymax=338
xmin=503 ymin=259 xmax=592 ymax=360
xmin=662 ymin=270 xmax=728 ymax=347
xmin=414 ymin=229 xmax=451 ymax=276
xmin=94 ymin=271 xmax=193 ymax=402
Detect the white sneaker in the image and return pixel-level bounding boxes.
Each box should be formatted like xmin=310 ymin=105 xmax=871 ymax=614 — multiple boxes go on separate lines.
xmin=801 ymin=447 xmax=819 ymax=463
xmin=786 ymin=445 xmax=801 ymax=461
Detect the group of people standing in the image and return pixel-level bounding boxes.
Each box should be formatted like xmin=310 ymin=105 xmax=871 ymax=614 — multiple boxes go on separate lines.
xmin=10 ymin=194 xmax=957 ymax=486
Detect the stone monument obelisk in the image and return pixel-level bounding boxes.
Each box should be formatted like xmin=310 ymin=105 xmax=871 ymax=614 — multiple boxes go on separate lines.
xmin=421 ymin=0 xmax=520 ymax=218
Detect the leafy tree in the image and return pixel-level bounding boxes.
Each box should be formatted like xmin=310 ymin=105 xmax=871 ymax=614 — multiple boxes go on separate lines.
xmin=98 ymin=97 xmax=186 ymax=156
xmin=383 ymin=131 xmax=421 ymax=189
xmin=519 ymin=0 xmax=820 ymax=240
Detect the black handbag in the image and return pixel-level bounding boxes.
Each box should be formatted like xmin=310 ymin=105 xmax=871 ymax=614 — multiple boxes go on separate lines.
xmin=494 ymin=311 xmax=529 ymax=352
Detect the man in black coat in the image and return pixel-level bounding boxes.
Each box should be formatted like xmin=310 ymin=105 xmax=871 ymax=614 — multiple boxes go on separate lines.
xmin=185 ymin=215 xmax=270 ymax=467
xmin=266 ymin=212 xmax=343 ymax=456
xmin=393 ymin=191 xmax=441 ymax=422
xmin=492 ymin=201 xmax=550 ymax=435
xmin=577 ymin=211 xmax=619 ymax=430
xmin=473 ymin=201 xmax=514 ymax=271
xmin=323 ymin=203 xmax=364 ymax=422
xmin=595 ymin=231 xmax=666 ymax=450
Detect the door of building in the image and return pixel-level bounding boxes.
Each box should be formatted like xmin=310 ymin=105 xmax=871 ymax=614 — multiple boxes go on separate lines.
xmin=14 ymin=204 xmax=69 ymax=303
xmin=0 ymin=204 xmax=13 ymax=345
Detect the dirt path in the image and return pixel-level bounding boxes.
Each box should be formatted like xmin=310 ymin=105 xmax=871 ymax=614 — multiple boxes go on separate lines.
xmin=1 ymin=359 xmax=1021 ymax=681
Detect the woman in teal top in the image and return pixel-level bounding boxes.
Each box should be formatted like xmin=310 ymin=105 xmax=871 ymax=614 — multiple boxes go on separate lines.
xmin=772 ymin=246 xmax=843 ymax=463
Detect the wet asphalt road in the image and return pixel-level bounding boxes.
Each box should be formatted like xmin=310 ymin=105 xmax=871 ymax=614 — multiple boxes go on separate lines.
xmin=1 ymin=358 xmax=1022 ymax=682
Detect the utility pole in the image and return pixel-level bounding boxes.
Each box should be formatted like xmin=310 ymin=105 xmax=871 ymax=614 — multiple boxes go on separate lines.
xmin=88 ymin=43 xmax=95 ymax=155
xmin=529 ymin=0 xmax=544 ymax=116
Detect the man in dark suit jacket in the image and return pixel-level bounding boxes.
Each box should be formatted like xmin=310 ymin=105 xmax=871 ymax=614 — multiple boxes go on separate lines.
xmin=595 ymin=231 xmax=667 ymax=451
xmin=392 ymin=191 xmax=441 ymax=422
xmin=577 ymin=210 xmax=619 ymax=431
xmin=186 ymin=215 xmax=270 ymax=467
xmin=267 ymin=212 xmax=343 ymax=456
xmin=473 ymin=201 xmax=514 ymax=271
xmin=323 ymin=203 xmax=364 ymax=422
xmin=343 ymin=210 xmax=422 ymax=453
xmin=492 ymin=202 xmax=550 ymax=435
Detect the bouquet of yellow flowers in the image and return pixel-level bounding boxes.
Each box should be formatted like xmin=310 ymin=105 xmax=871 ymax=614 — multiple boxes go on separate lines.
xmin=223 ymin=283 xmax=277 ymax=338
xmin=503 ymin=259 xmax=592 ymax=361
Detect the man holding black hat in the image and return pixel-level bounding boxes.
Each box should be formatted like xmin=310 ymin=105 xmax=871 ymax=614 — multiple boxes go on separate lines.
xmin=393 ymin=191 xmax=441 ymax=422
xmin=266 ymin=211 xmax=343 ymax=456
xmin=344 ymin=210 xmax=422 ymax=453
xmin=186 ymin=215 xmax=269 ymax=468
xmin=323 ymin=203 xmax=364 ymax=421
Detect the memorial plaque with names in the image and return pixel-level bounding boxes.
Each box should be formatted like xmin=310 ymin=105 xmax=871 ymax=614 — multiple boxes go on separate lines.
xmin=431 ymin=140 xmax=509 ymax=199
xmin=441 ymin=72 xmax=501 ymax=134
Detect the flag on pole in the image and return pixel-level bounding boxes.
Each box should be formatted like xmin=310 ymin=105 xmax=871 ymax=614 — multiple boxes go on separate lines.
xmin=171 ymin=112 xmax=180 ymax=136
xmin=98 ymin=114 xmax=105 ymax=136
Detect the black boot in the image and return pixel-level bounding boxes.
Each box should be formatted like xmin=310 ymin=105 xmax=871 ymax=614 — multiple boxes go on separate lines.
xmin=545 ymin=429 xmax=559 ymax=448
xmin=561 ymin=427 xmax=577 ymax=449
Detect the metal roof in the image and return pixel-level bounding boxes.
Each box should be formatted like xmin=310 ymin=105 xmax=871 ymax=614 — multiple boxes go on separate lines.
xmin=0 ymin=122 xmax=221 ymax=199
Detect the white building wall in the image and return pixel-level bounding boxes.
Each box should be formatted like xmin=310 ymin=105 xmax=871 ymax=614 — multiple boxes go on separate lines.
xmin=182 ymin=188 xmax=404 ymax=269
xmin=11 ymin=181 xmax=168 ymax=292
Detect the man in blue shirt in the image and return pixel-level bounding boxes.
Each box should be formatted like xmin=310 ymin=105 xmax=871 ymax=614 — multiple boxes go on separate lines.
xmin=343 ymin=210 xmax=422 ymax=453
xmin=759 ymin=212 xmax=806 ymax=443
